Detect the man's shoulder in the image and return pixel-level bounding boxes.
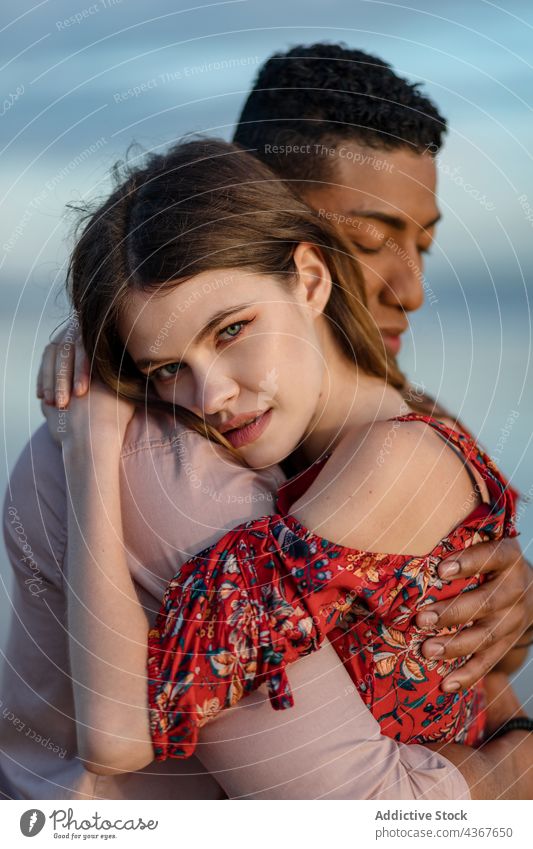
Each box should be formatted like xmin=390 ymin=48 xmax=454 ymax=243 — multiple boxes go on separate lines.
xmin=3 ymin=423 xmax=67 ymax=581
xmin=121 ymin=408 xmax=183 ymax=455
xmin=6 ymin=422 xmax=65 ymax=499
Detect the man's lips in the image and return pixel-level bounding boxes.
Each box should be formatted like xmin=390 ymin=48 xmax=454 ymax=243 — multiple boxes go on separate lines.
xmin=381 ymin=331 xmax=404 ymax=356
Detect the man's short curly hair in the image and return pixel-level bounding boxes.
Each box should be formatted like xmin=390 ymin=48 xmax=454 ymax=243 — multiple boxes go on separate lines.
xmin=233 ymin=42 xmax=447 ymax=183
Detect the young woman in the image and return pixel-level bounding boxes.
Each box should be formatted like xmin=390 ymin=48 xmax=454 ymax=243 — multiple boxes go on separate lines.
xmin=49 ymin=138 xmax=528 ymax=790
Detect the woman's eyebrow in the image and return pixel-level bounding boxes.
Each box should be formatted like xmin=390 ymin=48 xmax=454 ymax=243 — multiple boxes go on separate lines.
xmin=194 ymin=302 xmax=253 ymax=345
xmin=135 ymin=302 xmax=253 ymax=370
xmin=136 ymin=355 xmax=178 ymax=370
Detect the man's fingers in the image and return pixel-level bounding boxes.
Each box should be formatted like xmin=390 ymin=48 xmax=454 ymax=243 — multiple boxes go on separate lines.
xmin=438 ymin=537 xmax=522 ymax=580
xmin=418 ymin=572 xmax=523 ymax=630
xmin=438 ymin=640 xmax=516 ymax=692
xmin=420 ymin=609 xmax=521 ymax=662
xmin=417 ymin=582 xmax=496 ymax=628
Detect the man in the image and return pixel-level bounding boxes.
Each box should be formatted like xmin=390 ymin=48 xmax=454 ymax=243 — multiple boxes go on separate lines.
xmin=2 ymin=43 xmax=531 ymax=800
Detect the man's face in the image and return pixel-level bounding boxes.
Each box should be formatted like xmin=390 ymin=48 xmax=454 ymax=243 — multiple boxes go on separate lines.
xmin=303 ymin=144 xmax=440 ymax=357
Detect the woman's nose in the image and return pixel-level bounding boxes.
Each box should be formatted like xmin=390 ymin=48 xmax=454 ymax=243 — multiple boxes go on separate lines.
xmin=193 ymin=367 xmax=239 ymax=418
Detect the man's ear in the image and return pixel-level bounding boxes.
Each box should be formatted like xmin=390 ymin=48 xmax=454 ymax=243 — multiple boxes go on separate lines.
xmin=292 ymin=242 xmax=332 ymax=318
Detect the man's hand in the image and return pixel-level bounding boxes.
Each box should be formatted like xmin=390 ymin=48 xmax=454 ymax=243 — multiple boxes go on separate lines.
xmin=483 ymin=671 xmax=526 ymax=738
xmin=416 ymin=537 xmax=532 ymax=691
xmin=426 ymin=672 xmax=532 ymax=798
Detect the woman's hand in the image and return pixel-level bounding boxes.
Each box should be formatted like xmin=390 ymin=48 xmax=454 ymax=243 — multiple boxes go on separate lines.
xmin=416 ymin=538 xmax=532 ymax=691
xmin=37 ymin=316 xmax=90 ymax=407
xmin=41 ymin=375 xmax=136 ymax=454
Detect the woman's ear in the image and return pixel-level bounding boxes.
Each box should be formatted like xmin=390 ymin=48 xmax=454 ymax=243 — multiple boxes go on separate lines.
xmin=292 ymin=242 xmax=332 ymax=318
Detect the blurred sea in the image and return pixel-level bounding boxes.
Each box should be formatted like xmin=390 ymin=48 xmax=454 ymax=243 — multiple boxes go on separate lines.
xmin=1 ymin=277 xmax=532 ymax=705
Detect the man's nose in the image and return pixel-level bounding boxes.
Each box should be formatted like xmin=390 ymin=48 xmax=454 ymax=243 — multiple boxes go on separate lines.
xmin=383 ymin=248 xmax=425 ymax=313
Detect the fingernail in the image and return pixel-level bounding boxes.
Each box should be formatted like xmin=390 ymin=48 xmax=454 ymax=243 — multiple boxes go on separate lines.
xmin=440 ymin=561 xmax=460 ymax=578
xmin=443 ymin=680 xmax=460 ymax=692
xmin=419 ymin=611 xmax=439 ymax=626
xmin=425 ymin=641 xmax=445 ymax=657
xmin=74 ymin=381 xmax=83 ymax=394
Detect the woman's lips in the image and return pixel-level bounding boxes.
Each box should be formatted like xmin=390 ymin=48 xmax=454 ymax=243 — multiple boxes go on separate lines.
xmin=223 ymin=408 xmax=273 ymax=448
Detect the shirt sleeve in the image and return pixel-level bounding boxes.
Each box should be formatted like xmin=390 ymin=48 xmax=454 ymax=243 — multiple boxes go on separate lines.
xmin=195 ymin=639 xmax=471 ymax=800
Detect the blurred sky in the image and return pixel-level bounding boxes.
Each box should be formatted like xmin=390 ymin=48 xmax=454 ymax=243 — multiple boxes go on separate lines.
xmin=1 ymin=0 xmax=533 ymax=297
xmin=1 ymin=0 xmax=533 ymax=697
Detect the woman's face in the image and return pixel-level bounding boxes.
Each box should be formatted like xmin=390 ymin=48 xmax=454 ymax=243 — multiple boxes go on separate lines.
xmin=118 ymin=246 xmax=333 ymax=468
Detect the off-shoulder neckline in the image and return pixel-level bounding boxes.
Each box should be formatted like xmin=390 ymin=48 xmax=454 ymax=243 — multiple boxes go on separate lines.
xmin=276 ymin=413 xmax=503 ymax=561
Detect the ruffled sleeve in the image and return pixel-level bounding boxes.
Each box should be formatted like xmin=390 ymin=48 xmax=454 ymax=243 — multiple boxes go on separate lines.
xmin=147 ymin=512 xmax=372 ymax=760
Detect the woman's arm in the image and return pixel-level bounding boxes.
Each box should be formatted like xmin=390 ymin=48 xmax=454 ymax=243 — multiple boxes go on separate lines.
xmin=60 ymin=382 xmax=153 ymax=773
xmin=63 ymin=427 xmax=154 ymax=773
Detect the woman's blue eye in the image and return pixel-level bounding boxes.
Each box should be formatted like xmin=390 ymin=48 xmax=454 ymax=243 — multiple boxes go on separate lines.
xmin=153 ymin=361 xmax=184 ymax=380
xmin=151 ymin=320 xmax=251 ymax=382
xmin=218 ymin=320 xmax=249 ymax=342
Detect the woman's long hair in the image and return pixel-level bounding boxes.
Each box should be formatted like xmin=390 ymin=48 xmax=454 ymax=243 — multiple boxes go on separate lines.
xmin=67 ymin=138 xmax=406 ymax=459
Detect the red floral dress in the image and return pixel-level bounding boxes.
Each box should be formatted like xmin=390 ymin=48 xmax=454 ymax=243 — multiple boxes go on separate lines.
xmin=147 ymin=415 xmax=517 ymax=760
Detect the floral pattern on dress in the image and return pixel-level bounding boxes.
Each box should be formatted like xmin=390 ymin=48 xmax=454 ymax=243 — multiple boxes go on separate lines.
xmin=147 ymin=414 xmax=517 ymax=759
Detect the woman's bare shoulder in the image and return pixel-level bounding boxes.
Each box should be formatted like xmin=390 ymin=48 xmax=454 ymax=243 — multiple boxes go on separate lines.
xmin=290 ymin=419 xmax=480 ymax=556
